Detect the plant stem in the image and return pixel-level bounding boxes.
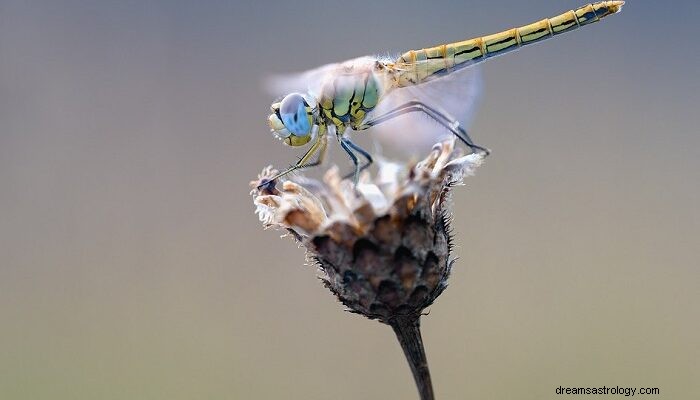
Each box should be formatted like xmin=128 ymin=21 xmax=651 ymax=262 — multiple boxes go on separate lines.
xmin=390 ymin=316 xmax=434 ymax=400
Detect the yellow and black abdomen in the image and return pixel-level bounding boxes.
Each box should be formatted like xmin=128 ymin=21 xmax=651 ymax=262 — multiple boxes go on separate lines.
xmin=395 ymin=1 xmax=624 ymax=85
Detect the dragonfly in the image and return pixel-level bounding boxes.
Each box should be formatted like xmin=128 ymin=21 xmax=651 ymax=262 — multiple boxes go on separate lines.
xmin=263 ymin=1 xmax=625 ymax=186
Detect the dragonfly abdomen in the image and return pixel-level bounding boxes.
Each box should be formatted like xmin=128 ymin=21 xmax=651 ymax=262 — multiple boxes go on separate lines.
xmin=395 ymin=1 xmax=624 ymax=85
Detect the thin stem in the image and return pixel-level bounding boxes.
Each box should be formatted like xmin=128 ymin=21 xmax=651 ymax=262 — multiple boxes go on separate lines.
xmin=390 ymin=316 xmax=434 ymax=400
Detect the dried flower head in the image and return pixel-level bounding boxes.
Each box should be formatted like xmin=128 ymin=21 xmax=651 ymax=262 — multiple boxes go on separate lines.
xmin=250 ymin=140 xmax=484 ymax=323
xmin=250 ymin=139 xmax=484 ymax=400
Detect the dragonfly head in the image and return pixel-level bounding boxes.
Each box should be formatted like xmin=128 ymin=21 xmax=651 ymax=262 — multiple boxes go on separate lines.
xmin=268 ymin=93 xmax=316 ymax=146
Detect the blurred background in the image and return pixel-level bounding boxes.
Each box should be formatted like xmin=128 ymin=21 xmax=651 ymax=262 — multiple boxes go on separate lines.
xmin=1 ymin=0 xmax=698 ymax=398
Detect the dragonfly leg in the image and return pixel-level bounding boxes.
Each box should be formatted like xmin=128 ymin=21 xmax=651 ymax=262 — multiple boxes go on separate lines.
xmin=339 ymin=137 xmax=361 ymax=187
xmin=341 ymin=137 xmax=373 ymax=182
xmin=257 ymin=134 xmax=327 ymax=189
xmin=359 ymin=100 xmax=490 ymax=156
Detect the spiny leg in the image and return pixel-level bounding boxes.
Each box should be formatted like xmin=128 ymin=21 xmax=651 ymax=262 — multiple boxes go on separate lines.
xmin=339 ymin=138 xmax=361 ymax=187
xmin=257 ymin=134 xmax=327 ymax=189
xmin=341 ymin=137 xmax=373 ymax=181
xmin=359 ymin=100 xmax=490 ymax=155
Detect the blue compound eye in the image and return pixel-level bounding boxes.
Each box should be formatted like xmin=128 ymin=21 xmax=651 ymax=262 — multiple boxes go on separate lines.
xmin=279 ymin=93 xmax=311 ymax=136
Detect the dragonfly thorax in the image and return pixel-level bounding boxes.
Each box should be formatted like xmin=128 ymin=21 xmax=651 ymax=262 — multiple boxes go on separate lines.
xmin=317 ymin=69 xmax=382 ymax=132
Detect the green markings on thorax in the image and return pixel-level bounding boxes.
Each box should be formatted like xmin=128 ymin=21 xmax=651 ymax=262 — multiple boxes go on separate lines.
xmin=319 ymin=72 xmax=380 ymax=130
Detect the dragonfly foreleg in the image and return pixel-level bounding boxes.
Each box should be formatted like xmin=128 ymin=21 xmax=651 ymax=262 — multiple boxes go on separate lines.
xmin=340 ymin=137 xmax=373 ymax=182
xmin=257 ymin=134 xmax=327 ymax=189
xmin=359 ymin=100 xmax=490 ymax=156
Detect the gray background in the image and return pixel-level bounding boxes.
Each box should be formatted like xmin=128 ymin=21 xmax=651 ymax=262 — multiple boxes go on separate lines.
xmin=1 ymin=0 xmax=698 ymax=398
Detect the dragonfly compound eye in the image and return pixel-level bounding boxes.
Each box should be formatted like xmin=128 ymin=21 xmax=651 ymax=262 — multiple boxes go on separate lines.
xmin=279 ymin=93 xmax=312 ymax=137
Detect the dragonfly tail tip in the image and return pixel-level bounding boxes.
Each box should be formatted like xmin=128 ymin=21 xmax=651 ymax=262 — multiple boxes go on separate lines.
xmin=609 ymin=1 xmax=625 ymax=13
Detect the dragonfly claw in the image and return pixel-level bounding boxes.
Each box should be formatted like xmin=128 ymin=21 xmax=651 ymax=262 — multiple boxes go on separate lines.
xmin=256 ymin=178 xmax=279 ymax=194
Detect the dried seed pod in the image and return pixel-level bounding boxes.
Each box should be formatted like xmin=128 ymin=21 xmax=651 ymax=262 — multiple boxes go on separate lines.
xmin=250 ymin=140 xmax=484 ymax=399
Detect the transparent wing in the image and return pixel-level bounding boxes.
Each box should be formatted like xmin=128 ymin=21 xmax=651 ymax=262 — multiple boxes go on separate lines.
xmin=264 ymin=56 xmax=380 ymax=99
xmin=363 ymin=63 xmax=483 ymax=156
